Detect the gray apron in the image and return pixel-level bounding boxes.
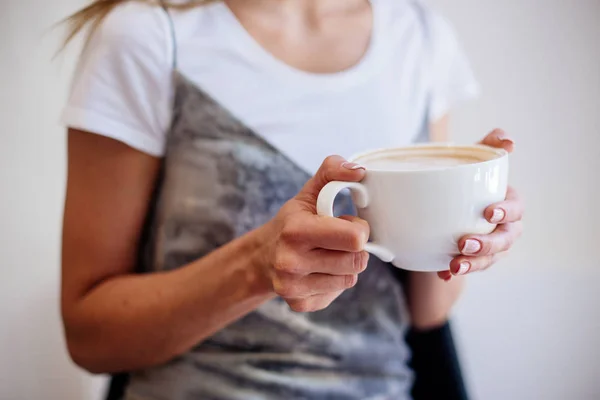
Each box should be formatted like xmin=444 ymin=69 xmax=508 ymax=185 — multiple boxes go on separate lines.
xmin=125 ymin=7 xmax=414 ymax=400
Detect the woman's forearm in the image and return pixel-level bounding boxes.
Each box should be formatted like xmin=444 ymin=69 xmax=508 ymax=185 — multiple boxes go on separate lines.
xmin=406 ymin=272 xmax=465 ymax=330
xmin=61 ymin=139 xmax=371 ymax=375
xmin=63 ymin=225 xmax=275 ymax=374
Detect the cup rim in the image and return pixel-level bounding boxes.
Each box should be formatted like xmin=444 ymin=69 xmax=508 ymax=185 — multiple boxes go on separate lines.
xmin=349 ymin=143 xmax=508 ymax=173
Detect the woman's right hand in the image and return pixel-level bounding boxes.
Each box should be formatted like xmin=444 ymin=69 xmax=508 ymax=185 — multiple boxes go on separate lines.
xmin=61 ymin=133 xmax=371 ymax=372
xmin=259 ymin=156 xmax=371 ymax=313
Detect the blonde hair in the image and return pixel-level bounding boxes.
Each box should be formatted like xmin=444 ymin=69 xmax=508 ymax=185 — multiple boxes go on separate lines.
xmin=62 ymin=0 xmax=217 ymax=47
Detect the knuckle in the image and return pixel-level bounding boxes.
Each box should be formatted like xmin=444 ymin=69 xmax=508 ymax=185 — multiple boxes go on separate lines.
xmin=481 ymin=255 xmax=496 ymax=271
xmin=503 ymin=235 xmax=515 ymax=251
xmin=323 ymin=155 xmax=339 ymax=167
xmin=468 ymin=261 xmax=483 ymax=273
xmin=279 ymin=216 xmax=307 ymax=245
xmin=499 ymin=227 xmax=518 ymax=251
xmin=507 ymin=206 xmax=521 ymax=222
xmin=347 ymin=228 xmax=367 ymax=252
xmin=319 ymin=155 xmax=341 ymax=181
xmin=352 ymin=251 xmax=369 ymax=273
xmin=464 ymin=262 xmax=479 ymax=273
xmin=289 ymin=300 xmax=313 ymax=313
xmin=273 ymin=252 xmax=301 ymax=275
xmin=344 ymin=274 xmax=358 ymax=289
xmin=272 ymin=278 xmax=287 ymax=297
xmin=480 ymin=240 xmax=493 ymax=255
xmin=272 ymin=278 xmax=299 ymax=298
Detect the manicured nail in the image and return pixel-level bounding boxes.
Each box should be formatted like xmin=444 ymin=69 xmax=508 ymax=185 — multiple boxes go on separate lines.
xmin=462 ymin=239 xmax=481 ymax=255
xmin=342 ymin=162 xmax=365 ymax=170
xmin=454 ymin=261 xmax=471 ymax=276
xmin=493 ymin=129 xmax=514 ymax=143
xmin=490 ymin=208 xmax=506 ymax=223
xmin=438 ymin=271 xmax=452 ymax=281
xmin=498 ymin=135 xmax=515 ymax=148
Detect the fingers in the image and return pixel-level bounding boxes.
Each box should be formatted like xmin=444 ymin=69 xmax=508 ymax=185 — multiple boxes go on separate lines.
xmin=479 ymin=128 xmax=515 ymax=153
xmin=273 ymin=273 xmax=358 ymax=299
xmin=484 ymin=186 xmax=524 ymax=223
xmin=280 ymin=214 xmax=369 ymax=252
xmin=274 ymin=247 xmax=365 ymax=311
xmin=272 ymin=210 xmax=370 ymax=311
xmin=308 ymin=249 xmax=370 ymax=275
xmin=458 ymin=221 xmax=523 ymax=257
xmin=287 ymin=290 xmax=345 ymax=313
xmin=446 ymin=186 xmax=522 ymax=278
xmin=274 ymin=248 xmax=369 ymax=276
xmin=296 ymin=155 xmax=365 ymax=206
xmin=449 ymin=252 xmax=509 ymax=275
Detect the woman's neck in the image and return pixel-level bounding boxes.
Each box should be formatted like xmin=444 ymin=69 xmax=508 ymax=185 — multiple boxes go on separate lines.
xmin=223 ymin=0 xmax=373 ymax=74
xmin=225 ymin=0 xmax=368 ymax=22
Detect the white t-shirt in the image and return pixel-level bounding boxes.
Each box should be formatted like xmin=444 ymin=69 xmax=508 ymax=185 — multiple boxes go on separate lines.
xmin=62 ymin=0 xmax=479 ymax=174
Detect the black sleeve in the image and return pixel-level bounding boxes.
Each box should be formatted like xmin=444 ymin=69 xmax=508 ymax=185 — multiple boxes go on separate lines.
xmin=407 ymin=322 xmax=470 ymax=400
xmin=105 ymin=373 xmax=129 ymax=400
xmin=390 ymin=266 xmax=470 ymax=400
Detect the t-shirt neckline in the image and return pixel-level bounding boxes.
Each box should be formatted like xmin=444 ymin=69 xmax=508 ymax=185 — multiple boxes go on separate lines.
xmin=213 ymin=0 xmax=386 ymax=89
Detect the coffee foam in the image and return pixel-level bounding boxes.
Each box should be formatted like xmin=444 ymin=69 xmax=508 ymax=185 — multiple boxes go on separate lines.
xmin=363 ymin=154 xmax=481 ymax=171
xmin=354 ymin=145 xmax=501 ymax=172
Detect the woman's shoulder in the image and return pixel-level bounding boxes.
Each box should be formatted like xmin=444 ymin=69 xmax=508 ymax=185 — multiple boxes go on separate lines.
xmin=63 ymin=2 xmax=179 ymax=157
xmin=92 ymin=2 xmax=170 ymax=46
xmin=75 ymin=1 xmax=182 ymax=75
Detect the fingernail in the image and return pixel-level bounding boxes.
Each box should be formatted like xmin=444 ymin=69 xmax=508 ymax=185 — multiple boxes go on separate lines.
xmin=462 ymin=239 xmax=481 ymax=255
xmin=444 ymin=275 xmax=452 ymax=282
xmin=490 ymin=208 xmax=506 ymax=223
xmin=494 ymin=129 xmax=514 ymax=142
xmin=502 ymin=138 xmax=515 ymax=149
xmin=342 ymin=162 xmax=365 ymax=171
xmin=454 ymin=261 xmax=471 ymax=276
xmin=498 ymin=135 xmax=515 ymax=147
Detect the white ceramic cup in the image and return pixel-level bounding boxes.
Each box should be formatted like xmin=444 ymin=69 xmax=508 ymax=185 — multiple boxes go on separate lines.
xmin=316 ymin=144 xmax=509 ymax=272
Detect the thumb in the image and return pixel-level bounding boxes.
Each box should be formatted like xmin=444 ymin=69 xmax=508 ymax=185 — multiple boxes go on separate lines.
xmin=479 ymin=128 xmax=515 ymax=154
xmin=295 ymin=155 xmax=366 ymax=207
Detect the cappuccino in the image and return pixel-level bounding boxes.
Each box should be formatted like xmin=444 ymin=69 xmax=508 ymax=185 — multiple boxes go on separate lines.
xmin=355 ymin=146 xmax=496 ymax=172
xmin=363 ymin=154 xmax=484 ymax=171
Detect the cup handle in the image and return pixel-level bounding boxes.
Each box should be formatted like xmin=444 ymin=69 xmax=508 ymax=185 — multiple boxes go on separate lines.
xmin=316 ymin=181 xmax=395 ymax=263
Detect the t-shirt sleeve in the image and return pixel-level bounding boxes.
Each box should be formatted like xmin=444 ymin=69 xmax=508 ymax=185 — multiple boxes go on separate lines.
xmin=61 ymin=3 xmax=174 ymax=156
xmin=427 ymin=12 xmax=480 ymax=122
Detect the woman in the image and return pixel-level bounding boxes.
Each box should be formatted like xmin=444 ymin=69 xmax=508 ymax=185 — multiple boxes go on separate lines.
xmin=61 ymin=0 xmax=524 ymax=399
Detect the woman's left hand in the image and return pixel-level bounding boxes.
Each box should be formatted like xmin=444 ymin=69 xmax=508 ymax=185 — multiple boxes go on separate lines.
xmin=438 ymin=129 xmax=524 ymax=280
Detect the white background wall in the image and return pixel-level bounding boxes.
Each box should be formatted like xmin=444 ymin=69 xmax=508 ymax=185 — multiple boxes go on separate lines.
xmin=1 ymin=1 xmax=106 ymax=399
xmin=429 ymin=1 xmax=600 ymax=399
xmin=1 ymin=0 xmax=598 ymax=399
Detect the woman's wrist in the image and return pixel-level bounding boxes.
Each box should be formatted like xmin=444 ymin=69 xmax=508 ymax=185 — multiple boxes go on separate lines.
xmin=246 ymin=223 xmax=278 ymax=297
xmin=407 ymin=272 xmax=465 ymax=330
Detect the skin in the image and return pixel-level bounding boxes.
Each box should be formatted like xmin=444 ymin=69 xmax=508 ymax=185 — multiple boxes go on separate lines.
xmin=63 ymin=132 xmax=370 ymax=373
xmin=61 ymin=0 xmax=524 ymax=373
